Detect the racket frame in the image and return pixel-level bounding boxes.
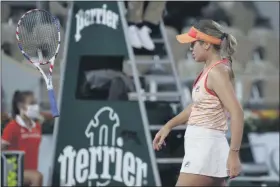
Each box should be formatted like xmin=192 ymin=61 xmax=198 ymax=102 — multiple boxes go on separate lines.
xmin=16 ymin=9 xmax=61 ymax=118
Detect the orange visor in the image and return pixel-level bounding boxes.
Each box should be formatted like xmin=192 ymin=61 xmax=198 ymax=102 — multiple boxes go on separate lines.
xmin=176 ymin=27 xmax=222 ymax=45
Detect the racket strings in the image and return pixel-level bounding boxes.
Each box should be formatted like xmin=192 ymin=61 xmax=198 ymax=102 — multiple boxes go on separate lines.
xmin=17 ymin=10 xmax=59 ymax=64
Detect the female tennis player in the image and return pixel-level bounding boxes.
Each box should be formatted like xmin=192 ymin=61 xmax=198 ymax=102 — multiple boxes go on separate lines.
xmin=1 ymin=90 xmax=43 ymax=186
xmin=153 ymin=20 xmax=244 ymax=186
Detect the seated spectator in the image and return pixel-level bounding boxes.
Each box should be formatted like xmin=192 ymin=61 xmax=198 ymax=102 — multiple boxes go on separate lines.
xmin=127 ymin=1 xmax=166 ymax=51
xmin=1 ymin=90 xmax=43 ymax=186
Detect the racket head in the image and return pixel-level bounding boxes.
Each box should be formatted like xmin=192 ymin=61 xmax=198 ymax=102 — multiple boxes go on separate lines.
xmin=16 ymin=9 xmax=61 ymax=65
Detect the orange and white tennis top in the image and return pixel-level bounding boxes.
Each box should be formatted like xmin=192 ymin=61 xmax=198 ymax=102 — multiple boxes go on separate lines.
xmin=187 ymin=60 xmax=229 ymax=132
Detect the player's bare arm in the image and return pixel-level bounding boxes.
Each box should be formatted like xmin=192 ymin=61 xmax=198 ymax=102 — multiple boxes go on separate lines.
xmin=207 ymin=65 xmax=244 ymax=151
xmin=165 ymin=103 xmax=193 ymax=130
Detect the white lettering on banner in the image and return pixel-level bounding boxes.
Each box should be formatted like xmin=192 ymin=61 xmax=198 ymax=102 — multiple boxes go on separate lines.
xmin=75 ymin=4 xmax=120 ymax=42
xmin=58 ymin=107 xmax=148 ymax=186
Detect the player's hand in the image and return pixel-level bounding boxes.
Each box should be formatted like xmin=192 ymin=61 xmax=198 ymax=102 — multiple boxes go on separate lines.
xmin=152 ymin=125 xmax=170 ymax=151
xmin=227 ymin=150 xmax=242 ymax=179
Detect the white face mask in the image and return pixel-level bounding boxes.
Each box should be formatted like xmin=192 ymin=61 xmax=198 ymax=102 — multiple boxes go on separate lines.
xmin=25 ymin=104 xmax=40 ymax=119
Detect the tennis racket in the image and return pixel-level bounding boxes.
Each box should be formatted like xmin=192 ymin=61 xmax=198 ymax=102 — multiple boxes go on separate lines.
xmin=16 ymin=9 xmax=61 ymax=118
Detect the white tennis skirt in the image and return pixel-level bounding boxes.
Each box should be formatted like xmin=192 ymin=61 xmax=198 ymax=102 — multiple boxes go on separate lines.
xmin=180 ymin=125 xmax=229 ymax=178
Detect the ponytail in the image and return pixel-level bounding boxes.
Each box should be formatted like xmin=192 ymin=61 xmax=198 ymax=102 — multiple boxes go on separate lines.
xmin=11 ymin=90 xmax=33 ymax=118
xmin=220 ymin=33 xmax=237 ymax=80
xmin=193 ymin=20 xmax=238 ymax=80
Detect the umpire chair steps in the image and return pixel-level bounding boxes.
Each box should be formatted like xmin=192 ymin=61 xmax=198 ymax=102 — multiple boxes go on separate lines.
xmin=119 ymin=2 xmax=187 ymax=185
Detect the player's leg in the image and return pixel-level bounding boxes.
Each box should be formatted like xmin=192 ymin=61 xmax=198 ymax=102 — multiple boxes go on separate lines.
xmin=176 ymin=173 xmax=225 ymax=186
xmin=24 ymin=170 xmax=43 ymax=186
xmin=218 ymin=178 xmax=227 ymax=187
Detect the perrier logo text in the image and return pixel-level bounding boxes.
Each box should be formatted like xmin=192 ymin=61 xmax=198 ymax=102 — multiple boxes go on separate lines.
xmin=58 ymin=107 xmax=148 ymax=186
xmin=75 ymin=4 xmax=120 ymax=42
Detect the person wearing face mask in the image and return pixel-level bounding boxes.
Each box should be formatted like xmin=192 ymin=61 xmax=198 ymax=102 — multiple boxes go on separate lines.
xmin=1 ymin=90 xmax=43 ymax=186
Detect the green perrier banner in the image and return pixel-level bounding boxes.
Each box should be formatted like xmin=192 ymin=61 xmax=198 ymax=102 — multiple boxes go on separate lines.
xmin=70 ymin=1 xmax=127 ymax=56
xmin=51 ymin=1 xmax=159 ymax=186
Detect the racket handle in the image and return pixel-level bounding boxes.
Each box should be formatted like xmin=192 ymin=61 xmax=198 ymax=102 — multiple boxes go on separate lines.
xmin=48 ymin=89 xmax=60 ymax=118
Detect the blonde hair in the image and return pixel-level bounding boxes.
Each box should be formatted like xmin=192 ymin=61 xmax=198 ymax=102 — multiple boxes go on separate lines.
xmin=195 ymin=20 xmax=237 ymax=79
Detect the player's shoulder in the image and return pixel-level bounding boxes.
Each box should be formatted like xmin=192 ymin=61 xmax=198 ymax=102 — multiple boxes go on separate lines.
xmin=209 ymin=60 xmax=231 ymax=80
